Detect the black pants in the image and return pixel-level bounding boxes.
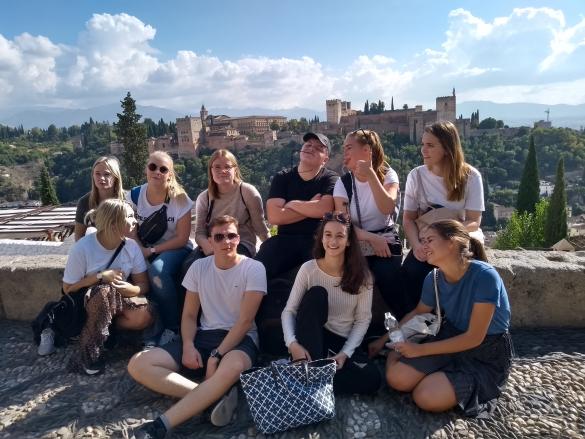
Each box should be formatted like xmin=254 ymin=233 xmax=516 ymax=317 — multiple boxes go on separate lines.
xmin=255 ymin=234 xmax=314 ymax=280
xmin=296 ymin=286 xmax=382 ymax=395
xmin=367 ymin=254 xmax=411 ymax=321
xmin=401 ymin=250 xmax=434 ymax=310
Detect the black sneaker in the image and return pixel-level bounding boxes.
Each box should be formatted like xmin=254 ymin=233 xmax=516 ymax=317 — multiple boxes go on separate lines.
xmin=83 ymin=358 xmax=105 ymax=376
xmin=132 ymin=420 xmax=167 ymax=439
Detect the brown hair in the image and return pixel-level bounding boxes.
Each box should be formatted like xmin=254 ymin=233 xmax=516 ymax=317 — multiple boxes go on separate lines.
xmin=426 ymin=219 xmax=487 ymax=262
xmin=89 ymin=156 xmax=124 ymax=209
xmin=207 ymin=149 xmax=243 ymax=199
xmin=349 ymin=129 xmax=389 ymax=184
xmin=207 ymin=214 xmax=239 ymax=237
xmin=423 ymin=121 xmax=470 ymax=201
xmin=148 ymin=151 xmax=188 ymax=204
xmin=313 ymin=215 xmax=371 ymax=295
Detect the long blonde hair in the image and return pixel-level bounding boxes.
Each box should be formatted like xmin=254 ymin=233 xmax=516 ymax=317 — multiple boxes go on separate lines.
xmin=89 ymin=156 xmax=124 ymax=209
xmin=148 ymin=151 xmax=188 ymax=203
xmin=424 ymin=121 xmax=470 ymax=202
xmin=349 ymin=129 xmax=389 ymax=184
xmin=207 ymin=149 xmax=243 ymax=199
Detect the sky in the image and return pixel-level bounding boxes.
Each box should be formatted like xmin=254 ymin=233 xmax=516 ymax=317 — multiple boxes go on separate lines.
xmin=1 ymin=0 xmax=585 ymax=114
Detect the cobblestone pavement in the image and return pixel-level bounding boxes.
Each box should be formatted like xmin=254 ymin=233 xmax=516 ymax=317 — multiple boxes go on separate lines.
xmin=1 ymin=320 xmax=584 ymax=439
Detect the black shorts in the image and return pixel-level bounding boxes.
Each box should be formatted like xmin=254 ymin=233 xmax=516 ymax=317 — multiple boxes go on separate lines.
xmin=160 ymin=329 xmax=259 ymax=378
xmin=399 ymin=320 xmax=513 ymax=418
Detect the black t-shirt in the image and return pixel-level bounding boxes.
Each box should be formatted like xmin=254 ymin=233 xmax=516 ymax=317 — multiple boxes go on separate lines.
xmin=75 ymin=192 xmax=91 ymax=224
xmin=268 ymin=166 xmax=338 ymax=235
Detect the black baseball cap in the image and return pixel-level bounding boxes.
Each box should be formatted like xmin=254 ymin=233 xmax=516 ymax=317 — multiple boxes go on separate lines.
xmin=303 ymin=132 xmax=330 ymax=153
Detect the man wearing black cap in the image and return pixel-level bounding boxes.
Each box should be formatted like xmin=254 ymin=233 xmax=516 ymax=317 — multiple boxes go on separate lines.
xmin=256 ymin=132 xmax=338 ymax=280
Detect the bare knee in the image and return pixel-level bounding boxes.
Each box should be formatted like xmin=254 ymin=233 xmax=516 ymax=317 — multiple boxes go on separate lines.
xmin=386 ymin=362 xmax=420 ymax=392
xmin=128 ymin=351 xmax=147 ymax=379
xmin=412 ymin=380 xmax=457 ymax=413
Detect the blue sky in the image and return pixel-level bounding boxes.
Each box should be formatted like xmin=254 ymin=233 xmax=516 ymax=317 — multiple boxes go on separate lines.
xmin=1 ymin=0 xmax=584 ymax=113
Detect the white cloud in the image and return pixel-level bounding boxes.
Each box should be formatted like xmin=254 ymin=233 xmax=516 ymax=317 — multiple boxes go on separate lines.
xmin=0 ymin=8 xmax=584 ymax=115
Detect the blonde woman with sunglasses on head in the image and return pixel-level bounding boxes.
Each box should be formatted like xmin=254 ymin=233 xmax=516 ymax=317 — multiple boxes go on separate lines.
xmin=126 ymin=151 xmax=194 ymax=346
xmin=333 ymin=129 xmax=410 ymax=322
xmin=74 ymin=156 xmax=125 ymax=241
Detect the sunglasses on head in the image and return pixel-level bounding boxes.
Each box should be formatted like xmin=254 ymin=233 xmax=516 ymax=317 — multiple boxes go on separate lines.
xmin=212 ymin=232 xmax=239 ymax=243
xmin=322 ymin=212 xmax=350 ymax=225
xmin=147 ymin=163 xmax=169 ymax=174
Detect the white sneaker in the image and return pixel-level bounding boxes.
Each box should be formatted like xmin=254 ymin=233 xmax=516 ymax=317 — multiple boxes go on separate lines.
xmin=158 ymin=329 xmax=177 ymax=347
xmin=38 ymin=328 xmax=56 ymax=356
xmin=210 ymin=386 xmax=238 ymax=427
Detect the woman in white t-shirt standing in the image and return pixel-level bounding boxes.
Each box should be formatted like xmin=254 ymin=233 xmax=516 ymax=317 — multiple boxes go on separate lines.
xmin=402 ymin=121 xmax=484 ymax=308
xmin=333 ymin=129 xmax=410 ymax=321
xmin=127 ymin=151 xmax=194 ymax=344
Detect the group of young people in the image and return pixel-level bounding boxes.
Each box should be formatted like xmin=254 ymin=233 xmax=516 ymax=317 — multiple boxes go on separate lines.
xmin=34 ymin=121 xmax=513 ymax=438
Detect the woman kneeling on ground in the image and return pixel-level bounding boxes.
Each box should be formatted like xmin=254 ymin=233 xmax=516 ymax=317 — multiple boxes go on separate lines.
xmin=384 ymin=219 xmax=512 ymax=417
xmin=281 ymin=211 xmax=382 ymax=395
xmin=65 ymin=199 xmax=152 ymax=374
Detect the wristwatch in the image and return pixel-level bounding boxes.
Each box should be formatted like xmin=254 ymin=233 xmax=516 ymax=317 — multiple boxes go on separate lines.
xmin=149 ymin=246 xmax=157 ymax=255
xmin=210 ymin=348 xmax=223 ymax=361
xmin=96 ymin=271 xmax=104 ymax=281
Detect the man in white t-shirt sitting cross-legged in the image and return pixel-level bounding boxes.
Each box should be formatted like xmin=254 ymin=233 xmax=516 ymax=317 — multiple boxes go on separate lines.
xmin=128 ymin=215 xmax=267 ymax=438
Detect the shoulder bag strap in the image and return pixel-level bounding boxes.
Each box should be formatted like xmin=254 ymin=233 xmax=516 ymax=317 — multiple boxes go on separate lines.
xmin=350 ymin=173 xmax=363 ymax=229
xmin=130 ymin=186 xmax=141 ymax=205
xmin=239 ymin=183 xmax=251 ymax=220
xmin=105 ymin=240 xmax=126 ymax=270
xmin=205 ymin=192 xmax=215 ymax=225
xmin=433 ymin=268 xmax=442 ymax=328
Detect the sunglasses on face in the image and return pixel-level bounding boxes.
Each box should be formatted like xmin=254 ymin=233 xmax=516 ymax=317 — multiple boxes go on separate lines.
xmin=212 ymin=232 xmax=239 ymax=243
xmin=322 ymin=212 xmax=351 ymax=225
xmin=147 ymin=163 xmax=170 ymax=174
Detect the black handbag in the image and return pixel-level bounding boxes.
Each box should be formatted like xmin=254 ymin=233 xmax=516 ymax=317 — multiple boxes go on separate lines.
xmin=131 ymin=186 xmax=169 ymax=246
xmin=32 ymin=241 xmax=126 ymax=345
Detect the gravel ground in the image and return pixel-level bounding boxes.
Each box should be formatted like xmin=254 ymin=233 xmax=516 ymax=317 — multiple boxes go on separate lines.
xmin=1 ymin=320 xmax=584 ymax=439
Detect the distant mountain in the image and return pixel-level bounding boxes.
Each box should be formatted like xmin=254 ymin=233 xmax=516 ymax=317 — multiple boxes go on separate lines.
xmin=207 ymin=106 xmax=325 ymax=121
xmin=0 ymin=104 xmax=183 ymax=129
xmin=458 ymin=101 xmax=585 ymax=130
xmin=0 ymin=104 xmax=326 ymax=130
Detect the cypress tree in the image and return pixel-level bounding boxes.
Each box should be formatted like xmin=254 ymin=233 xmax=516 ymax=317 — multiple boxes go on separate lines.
xmin=39 ymin=164 xmax=59 ymax=205
xmin=114 ymin=92 xmax=148 ymax=187
xmin=516 ymin=135 xmax=540 ymax=214
xmin=364 ymin=100 xmax=369 ymax=114
xmin=544 ymin=157 xmax=567 ymax=246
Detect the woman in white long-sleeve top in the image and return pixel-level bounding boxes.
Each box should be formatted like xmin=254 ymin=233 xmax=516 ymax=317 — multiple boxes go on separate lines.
xmin=281 ymin=212 xmax=382 ymax=395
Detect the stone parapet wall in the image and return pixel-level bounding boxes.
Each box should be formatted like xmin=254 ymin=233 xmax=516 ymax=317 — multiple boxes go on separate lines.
xmin=1 ymin=250 xmax=584 ymax=326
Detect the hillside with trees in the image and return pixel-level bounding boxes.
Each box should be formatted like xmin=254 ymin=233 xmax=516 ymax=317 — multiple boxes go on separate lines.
xmin=1 ymin=116 xmax=585 ymax=240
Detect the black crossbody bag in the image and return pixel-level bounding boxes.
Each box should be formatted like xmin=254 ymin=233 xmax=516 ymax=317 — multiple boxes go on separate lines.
xmin=131 ymin=186 xmax=169 ymax=246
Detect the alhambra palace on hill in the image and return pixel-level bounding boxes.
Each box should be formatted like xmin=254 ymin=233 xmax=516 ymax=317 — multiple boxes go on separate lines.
xmin=110 ymin=90 xmax=470 ymax=158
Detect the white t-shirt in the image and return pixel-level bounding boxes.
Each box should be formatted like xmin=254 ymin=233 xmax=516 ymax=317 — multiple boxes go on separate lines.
xmin=182 ymin=255 xmax=267 ymax=346
xmin=63 ymin=234 xmax=147 ymax=284
xmin=403 ymin=165 xmax=485 ymax=212
xmin=333 ymin=168 xmax=399 ymax=231
xmin=126 ymin=183 xmax=194 ymax=246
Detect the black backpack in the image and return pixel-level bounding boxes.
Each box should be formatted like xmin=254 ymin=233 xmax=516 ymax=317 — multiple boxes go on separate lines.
xmin=131 ymin=186 xmax=169 ymax=246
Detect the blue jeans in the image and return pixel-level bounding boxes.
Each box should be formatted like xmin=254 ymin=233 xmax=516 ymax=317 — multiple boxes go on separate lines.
xmin=147 ymin=247 xmax=191 ymax=332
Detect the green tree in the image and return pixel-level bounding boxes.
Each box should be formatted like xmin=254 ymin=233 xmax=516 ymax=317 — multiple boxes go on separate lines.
xmin=363 ymin=100 xmax=369 ymax=114
xmin=482 ymin=174 xmax=496 ymax=227
xmin=478 ymin=117 xmax=498 ymax=129
xmin=39 ymin=164 xmax=59 ymax=205
xmin=115 ymin=92 xmax=147 ymax=187
xmin=494 ymin=198 xmax=549 ymax=249
xmin=544 ymin=157 xmax=568 ymax=246
xmin=516 ymin=135 xmax=540 ymax=214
